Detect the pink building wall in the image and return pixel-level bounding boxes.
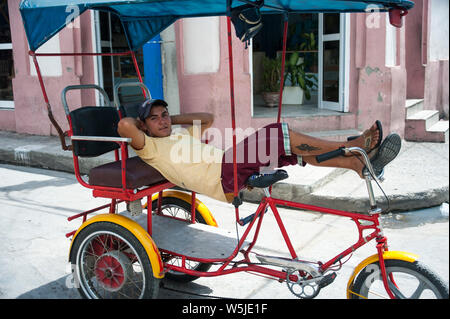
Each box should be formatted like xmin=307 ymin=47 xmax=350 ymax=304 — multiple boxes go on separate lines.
xmin=405 ymin=0 xmax=426 ymax=99
xmin=353 ymin=13 xmax=406 ymax=136
xmin=0 ymin=0 xmax=96 ymax=136
xmin=424 ymin=60 xmax=449 ymax=118
xmin=176 ymin=18 xmax=252 ymax=140
xmin=405 ymin=0 xmax=449 ymax=119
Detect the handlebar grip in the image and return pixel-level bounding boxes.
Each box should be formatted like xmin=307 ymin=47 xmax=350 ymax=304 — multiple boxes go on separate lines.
xmin=316 ymin=147 xmax=346 ymax=163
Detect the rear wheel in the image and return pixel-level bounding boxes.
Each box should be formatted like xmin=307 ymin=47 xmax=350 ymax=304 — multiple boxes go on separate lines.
xmin=70 ymin=221 xmax=160 ymax=299
xmin=152 ymin=196 xmax=212 ymax=282
xmin=350 ymin=259 xmax=448 ymax=299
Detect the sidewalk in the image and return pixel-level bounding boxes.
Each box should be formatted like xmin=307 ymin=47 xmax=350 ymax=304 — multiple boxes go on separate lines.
xmin=0 ymin=130 xmax=448 ymax=213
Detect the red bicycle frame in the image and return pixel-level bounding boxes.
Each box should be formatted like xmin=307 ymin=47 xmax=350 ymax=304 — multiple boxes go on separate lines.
xmin=159 ymin=194 xmax=387 ymax=283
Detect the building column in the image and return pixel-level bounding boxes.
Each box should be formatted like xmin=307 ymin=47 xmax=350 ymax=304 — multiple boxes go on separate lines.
xmin=354 ymin=11 xmax=407 ymax=136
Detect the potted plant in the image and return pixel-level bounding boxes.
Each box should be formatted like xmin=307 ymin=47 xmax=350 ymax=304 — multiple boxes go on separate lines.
xmin=282 ymin=51 xmax=317 ymax=104
xmin=261 ymin=55 xmax=282 ymax=107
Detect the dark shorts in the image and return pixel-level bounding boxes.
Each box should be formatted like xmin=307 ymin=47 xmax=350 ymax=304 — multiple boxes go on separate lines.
xmin=221 ymin=123 xmax=306 ymax=196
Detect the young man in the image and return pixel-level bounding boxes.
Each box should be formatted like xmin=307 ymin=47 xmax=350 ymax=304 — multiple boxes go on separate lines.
xmin=118 ymin=99 xmax=400 ymax=203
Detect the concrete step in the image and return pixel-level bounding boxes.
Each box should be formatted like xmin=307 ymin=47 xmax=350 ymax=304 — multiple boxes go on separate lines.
xmin=407 ymin=110 xmax=439 ymax=129
xmin=427 ymin=120 xmax=449 ymax=143
xmin=405 ymin=109 xmax=448 ymax=143
xmin=405 ymin=99 xmax=424 ymax=118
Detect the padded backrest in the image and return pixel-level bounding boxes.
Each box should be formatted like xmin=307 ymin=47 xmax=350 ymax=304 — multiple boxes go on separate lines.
xmin=70 ymin=106 xmax=120 ymax=157
xmin=119 ymin=101 xmax=142 ymax=119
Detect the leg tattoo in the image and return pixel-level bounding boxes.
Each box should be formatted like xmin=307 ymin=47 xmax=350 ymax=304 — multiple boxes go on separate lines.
xmin=296 ymin=144 xmax=322 ymax=152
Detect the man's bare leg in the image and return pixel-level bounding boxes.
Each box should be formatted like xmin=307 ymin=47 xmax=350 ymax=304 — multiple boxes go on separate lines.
xmin=302 ymin=154 xmax=366 ymax=178
xmin=289 ymin=122 xmax=380 ymax=157
xmin=288 ymin=122 xmax=381 ymax=178
xmin=301 ymin=131 xmax=401 ymax=179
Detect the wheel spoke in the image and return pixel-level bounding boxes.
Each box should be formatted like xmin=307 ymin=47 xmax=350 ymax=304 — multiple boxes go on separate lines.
xmin=388 ymin=279 xmax=407 ymax=299
xmin=410 ymin=281 xmax=427 ymax=299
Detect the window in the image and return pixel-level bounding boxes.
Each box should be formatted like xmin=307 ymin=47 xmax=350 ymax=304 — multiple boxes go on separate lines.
xmin=0 ymin=0 xmax=14 ymax=107
xmin=95 ymin=11 xmax=144 ymax=104
xmin=251 ymin=13 xmax=319 ymax=116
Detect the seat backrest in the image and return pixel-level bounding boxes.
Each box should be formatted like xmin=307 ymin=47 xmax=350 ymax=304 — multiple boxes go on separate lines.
xmin=70 ymin=106 xmax=120 ymax=157
xmin=119 ymin=101 xmax=143 ymax=119
xmin=114 ymin=82 xmax=150 ymax=119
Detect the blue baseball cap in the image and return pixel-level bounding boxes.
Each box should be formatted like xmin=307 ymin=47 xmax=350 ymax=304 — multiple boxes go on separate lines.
xmin=138 ymin=99 xmax=168 ymax=121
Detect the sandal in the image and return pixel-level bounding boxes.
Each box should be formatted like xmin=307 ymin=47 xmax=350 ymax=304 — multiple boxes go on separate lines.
xmin=348 ymin=120 xmax=383 ymax=154
xmin=362 ymin=133 xmax=401 ymax=178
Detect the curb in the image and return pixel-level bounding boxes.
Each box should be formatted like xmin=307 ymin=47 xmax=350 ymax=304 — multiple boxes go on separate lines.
xmin=242 ymin=185 xmax=449 ymax=213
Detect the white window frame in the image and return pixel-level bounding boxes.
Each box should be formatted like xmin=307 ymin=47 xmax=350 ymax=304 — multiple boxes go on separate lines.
xmin=318 ymin=13 xmax=350 ymax=112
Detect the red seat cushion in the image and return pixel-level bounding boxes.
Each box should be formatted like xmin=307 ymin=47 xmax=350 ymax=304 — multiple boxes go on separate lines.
xmin=88 ymin=156 xmax=167 ymax=189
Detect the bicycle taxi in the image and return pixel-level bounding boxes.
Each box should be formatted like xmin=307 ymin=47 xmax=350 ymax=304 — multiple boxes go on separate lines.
xmin=19 ymin=0 xmax=448 ymax=299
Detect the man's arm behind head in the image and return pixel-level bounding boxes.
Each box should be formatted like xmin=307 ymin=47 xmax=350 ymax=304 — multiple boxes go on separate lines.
xmin=117 ymin=117 xmax=146 ymax=150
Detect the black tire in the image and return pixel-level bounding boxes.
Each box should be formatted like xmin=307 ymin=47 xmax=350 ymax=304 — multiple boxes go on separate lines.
xmin=69 ymin=221 xmax=160 ymax=299
xmin=152 ymin=196 xmax=212 ymax=282
xmin=350 ymin=259 xmax=449 ymax=299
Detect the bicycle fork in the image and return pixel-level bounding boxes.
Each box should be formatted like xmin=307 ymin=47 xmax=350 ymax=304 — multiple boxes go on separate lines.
xmin=365 ymin=172 xmax=398 ymax=299
xmin=376 ymin=236 xmax=399 ymax=299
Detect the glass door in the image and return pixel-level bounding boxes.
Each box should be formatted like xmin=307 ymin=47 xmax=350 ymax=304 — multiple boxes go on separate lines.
xmin=318 ymin=13 xmax=349 ymax=112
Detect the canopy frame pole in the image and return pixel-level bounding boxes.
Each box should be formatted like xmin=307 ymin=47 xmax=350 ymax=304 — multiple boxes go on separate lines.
xmin=130 ymin=50 xmax=147 ymax=98
xmin=277 ymin=14 xmax=289 ymax=124
xmin=226 ymin=14 xmax=241 ymax=221
xmin=30 ymin=51 xmax=72 ymax=151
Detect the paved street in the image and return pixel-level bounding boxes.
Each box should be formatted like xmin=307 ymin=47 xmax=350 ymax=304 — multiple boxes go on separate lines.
xmin=0 ymin=163 xmax=448 ymax=299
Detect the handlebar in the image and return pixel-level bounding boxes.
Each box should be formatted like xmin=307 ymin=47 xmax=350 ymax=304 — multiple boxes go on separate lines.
xmin=315 ymin=148 xmax=346 ymax=163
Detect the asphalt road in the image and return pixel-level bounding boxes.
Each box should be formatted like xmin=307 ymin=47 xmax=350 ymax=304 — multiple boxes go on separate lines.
xmin=0 ymin=163 xmax=448 ymax=300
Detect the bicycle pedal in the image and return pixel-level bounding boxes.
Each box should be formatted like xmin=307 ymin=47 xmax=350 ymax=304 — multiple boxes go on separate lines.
xmin=127 ymin=199 xmax=143 ymax=216
xmin=318 ymin=272 xmax=337 ymax=289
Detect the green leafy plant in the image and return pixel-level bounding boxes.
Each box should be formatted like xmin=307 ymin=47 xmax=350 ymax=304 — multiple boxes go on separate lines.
xmin=262 ymin=55 xmax=282 ymax=92
xmin=300 ymin=32 xmax=316 ymax=52
xmin=300 ymin=32 xmax=318 ymax=73
xmin=283 ymin=51 xmax=317 ymax=100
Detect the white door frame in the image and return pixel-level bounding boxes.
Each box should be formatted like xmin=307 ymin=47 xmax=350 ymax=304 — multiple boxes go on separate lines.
xmin=318 ymin=13 xmax=350 ymax=112
xmin=0 ymin=31 xmax=14 ymax=108
xmin=91 ymin=11 xmax=115 ymax=106
xmin=91 ymin=10 xmax=101 ymax=106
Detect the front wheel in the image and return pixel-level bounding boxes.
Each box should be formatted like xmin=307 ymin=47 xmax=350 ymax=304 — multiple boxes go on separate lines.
xmin=350 ymin=259 xmax=449 ymax=299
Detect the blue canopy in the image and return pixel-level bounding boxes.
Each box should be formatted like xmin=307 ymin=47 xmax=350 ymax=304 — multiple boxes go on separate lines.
xmin=20 ymin=0 xmax=414 ymax=52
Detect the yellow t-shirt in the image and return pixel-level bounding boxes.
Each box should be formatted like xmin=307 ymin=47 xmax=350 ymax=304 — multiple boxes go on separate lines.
xmin=132 ymin=126 xmax=228 ymax=203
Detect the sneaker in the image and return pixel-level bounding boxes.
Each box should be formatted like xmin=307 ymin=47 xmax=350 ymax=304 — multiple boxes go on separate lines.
xmin=363 ymin=133 xmax=401 ymax=178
